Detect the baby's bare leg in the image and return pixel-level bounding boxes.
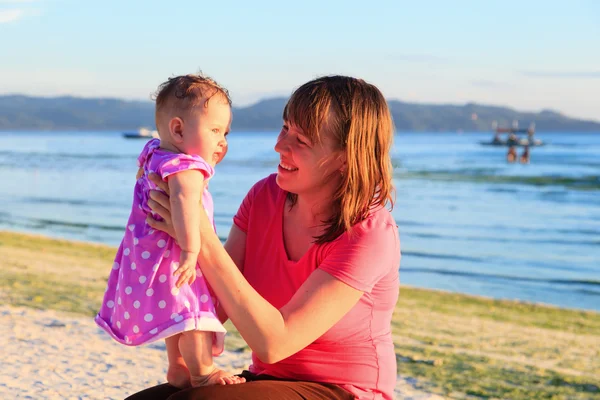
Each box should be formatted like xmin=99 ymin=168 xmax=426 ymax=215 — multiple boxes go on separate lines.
xmin=179 ymin=330 xmax=245 ymax=387
xmin=165 ymin=334 xmax=191 ymax=388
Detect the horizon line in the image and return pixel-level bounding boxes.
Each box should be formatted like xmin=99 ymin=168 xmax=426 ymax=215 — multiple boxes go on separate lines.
xmin=1 ymin=92 xmax=599 ymax=124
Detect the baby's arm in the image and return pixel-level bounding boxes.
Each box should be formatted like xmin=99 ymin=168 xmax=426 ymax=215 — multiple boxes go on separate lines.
xmin=166 ymin=169 xmax=205 ymax=288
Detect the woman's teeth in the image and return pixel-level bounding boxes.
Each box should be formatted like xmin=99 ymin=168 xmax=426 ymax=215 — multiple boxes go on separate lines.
xmin=279 ymin=162 xmax=298 ymax=171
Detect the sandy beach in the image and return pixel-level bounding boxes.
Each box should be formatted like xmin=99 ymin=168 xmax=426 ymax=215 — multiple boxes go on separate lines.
xmin=0 ymin=304 xmax=441 ymax=400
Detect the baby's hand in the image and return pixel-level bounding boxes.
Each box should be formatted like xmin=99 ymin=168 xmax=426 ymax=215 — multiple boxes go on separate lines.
xmin=174 ymin=251 xmax=198 ymax=288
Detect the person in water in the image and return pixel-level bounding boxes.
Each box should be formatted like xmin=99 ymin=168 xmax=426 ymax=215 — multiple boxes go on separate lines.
xmin=507 ymin=146 xmax=517 ymax=163
xmin=520 ymin=145 xmax=530 ymax=164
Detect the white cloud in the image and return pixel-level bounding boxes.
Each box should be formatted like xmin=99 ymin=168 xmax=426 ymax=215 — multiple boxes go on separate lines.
xmin=522 ymin=71 xmax=600 ymax=79
xmin=0 ymin=9 xmax=24 ymax=23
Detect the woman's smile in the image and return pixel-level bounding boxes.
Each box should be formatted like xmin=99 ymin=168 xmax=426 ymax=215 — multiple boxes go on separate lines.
xmin=278 ymin=161 xmax=298 ymax=172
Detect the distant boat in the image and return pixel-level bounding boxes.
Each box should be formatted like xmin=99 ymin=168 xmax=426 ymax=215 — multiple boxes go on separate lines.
xmin=479 ymin=121 xmax=546 ymax=147
xmin=122 ymin=128 xmax=159 ymax=139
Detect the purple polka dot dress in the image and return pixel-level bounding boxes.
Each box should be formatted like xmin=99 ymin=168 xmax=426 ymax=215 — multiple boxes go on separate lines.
xmin=95 ymin=139 xmax=225 ymax=354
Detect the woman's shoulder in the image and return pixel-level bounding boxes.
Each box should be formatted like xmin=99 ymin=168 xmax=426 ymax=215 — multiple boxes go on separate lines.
xmin=254 ymin=173 xmax=279 ymax=189
xmin=332 ymin=207 xmax=399 ymax=262
xmin=246 ymin=173 xmax=283 ymax=201
xmin=355 ymin=206 xmax=398 ymax=237
xmin=323 ymin=207 xmax=399 ymax=257
xmin=317 ymin=206 xmax=400 ymax=292
xmin=234 ymin=174 xmax=283 ymax=232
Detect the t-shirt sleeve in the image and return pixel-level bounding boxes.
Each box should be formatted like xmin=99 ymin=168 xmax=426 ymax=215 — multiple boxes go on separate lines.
xmin=158 ymin=154 xmax=214 ymax=180
xmin=136 ymin=138 xmax=160 ymax=167
xmin=318 ymin=216 xmax=400 ymax=292
xmin=232 ymin=176 xmax=270 ymax=233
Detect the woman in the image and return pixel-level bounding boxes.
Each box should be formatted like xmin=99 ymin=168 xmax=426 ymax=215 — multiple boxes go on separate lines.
xmin=127 ymin=75 xmax=401 ymax=400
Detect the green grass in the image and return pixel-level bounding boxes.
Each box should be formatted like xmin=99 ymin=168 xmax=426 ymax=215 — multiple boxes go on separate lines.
xmin=396 ymin=286 xmax=600 ymax=335
xmin=1 ymin=230 xmax=599 ymax=399
xmin=1 ymin=270 xmax=103 ymax=315
xmin=392 ymin=288 xmax=600 ymax=398
xmin=395 ymin=345 xmax=599 ymax=399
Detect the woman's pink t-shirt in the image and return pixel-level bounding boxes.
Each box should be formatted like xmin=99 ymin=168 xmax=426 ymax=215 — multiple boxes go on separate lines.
xmin=233 ymin=174 xmax=400 ymax=400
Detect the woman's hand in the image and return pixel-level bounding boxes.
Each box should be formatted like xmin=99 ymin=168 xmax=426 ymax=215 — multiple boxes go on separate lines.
xmin=146 ymin=173 xmax=177 ymax=239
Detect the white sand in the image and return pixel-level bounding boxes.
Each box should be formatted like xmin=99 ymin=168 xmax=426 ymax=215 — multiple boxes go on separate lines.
xmin=0 ymin=305 xmax=442 ymax=400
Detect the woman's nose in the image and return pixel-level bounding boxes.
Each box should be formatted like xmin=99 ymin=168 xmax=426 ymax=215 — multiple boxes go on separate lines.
xmin=274 ymin=132 xmax=288 ymax=153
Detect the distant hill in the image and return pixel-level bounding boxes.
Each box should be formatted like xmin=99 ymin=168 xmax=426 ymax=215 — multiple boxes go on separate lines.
xmin=1 ymin=94 xmax=599 ymax=132
xmin=0 ymin=95 xmax=153 ymax=131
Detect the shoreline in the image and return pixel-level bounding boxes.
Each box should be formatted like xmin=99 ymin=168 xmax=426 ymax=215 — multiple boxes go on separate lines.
xmin=1 ymin=230 xmax=599 ymax=399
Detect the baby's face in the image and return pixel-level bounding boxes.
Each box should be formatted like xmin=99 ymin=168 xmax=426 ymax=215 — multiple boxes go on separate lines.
xmin=182 ymin=97 xmax=231 ymax=166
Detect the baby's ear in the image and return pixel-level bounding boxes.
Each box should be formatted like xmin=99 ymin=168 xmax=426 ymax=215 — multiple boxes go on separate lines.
xmin=168 ymin=117 xmax=185 ymax=143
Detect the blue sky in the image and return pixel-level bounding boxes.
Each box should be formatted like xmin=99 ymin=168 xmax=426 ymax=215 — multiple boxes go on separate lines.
xmin=1 ymin=0 xmax=599 ymax=121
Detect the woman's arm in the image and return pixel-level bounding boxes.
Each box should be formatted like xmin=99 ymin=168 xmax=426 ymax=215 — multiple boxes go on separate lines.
xmin=223 ymin=225 xmax=246 ymax=275
xmin=215 ymin=225 xmax=247 ymax=323
xmin=146 ymin=181 xmax=363 ymax=363
xmin=201 ymin=234 xmax=363 ymax=363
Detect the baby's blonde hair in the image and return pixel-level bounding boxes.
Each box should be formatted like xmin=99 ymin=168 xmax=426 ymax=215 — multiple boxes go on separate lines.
xmin=153 ymin=73 xmax=231 ymax=131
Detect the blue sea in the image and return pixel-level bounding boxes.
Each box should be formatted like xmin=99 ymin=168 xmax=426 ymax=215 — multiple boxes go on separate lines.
xmin=1 ymin=131 xmax=599 ymax=311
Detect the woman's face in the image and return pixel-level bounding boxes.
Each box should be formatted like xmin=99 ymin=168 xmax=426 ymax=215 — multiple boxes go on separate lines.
xmin=274 ymin=121 xmax=344 ymax=198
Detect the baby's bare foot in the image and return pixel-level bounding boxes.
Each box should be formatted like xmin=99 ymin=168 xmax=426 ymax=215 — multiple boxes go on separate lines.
xmin=167 ymin=363 xmax=191 ymax=389
xmin=190 ymin=367 xmax=246 ymax=387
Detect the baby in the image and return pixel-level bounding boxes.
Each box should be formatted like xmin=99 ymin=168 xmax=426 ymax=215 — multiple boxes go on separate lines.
xmin=96 ymin=74 xmax=241 ymax=387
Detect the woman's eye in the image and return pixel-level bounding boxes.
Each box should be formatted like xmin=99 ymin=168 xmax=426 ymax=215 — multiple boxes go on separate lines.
xmin=297 ymin=137 xmax=306 ymax=145
xmin=212 ymin=129 xmax=219 ymax=134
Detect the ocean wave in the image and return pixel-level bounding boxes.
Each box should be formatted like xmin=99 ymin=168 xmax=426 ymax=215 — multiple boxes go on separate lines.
xmin=0 ymin=215 xmax=125 ymax=232
xmin=398 ymin=218 xmax=600 ymax=237
xmin=22 ymin=196 xmax=125 ymax=208
xmin=401 ymin=250 xmax=594 ymax=276
xmin=0 ymin=150 xmax=134 ymax=160
xmin=397 ymin=170 xmax=600 ymax=190
xmin=395 ymin=220 xmax=429 ymax=227
xmin=486 ymin=187 xmax=521 ymax=193
xmin=401 ymin=251 xmax=483 ymax=263
xmin=401 ymin=267 xmax=600 ymax=289
xmin=576 ymin=289 xmax=600 ymax=296
xmin=404 ymin=231 xmax=600 ymax=246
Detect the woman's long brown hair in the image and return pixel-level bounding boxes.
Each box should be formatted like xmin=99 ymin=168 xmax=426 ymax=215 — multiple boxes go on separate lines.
xmin=283 ymin=75 xmax=395 ymax=244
